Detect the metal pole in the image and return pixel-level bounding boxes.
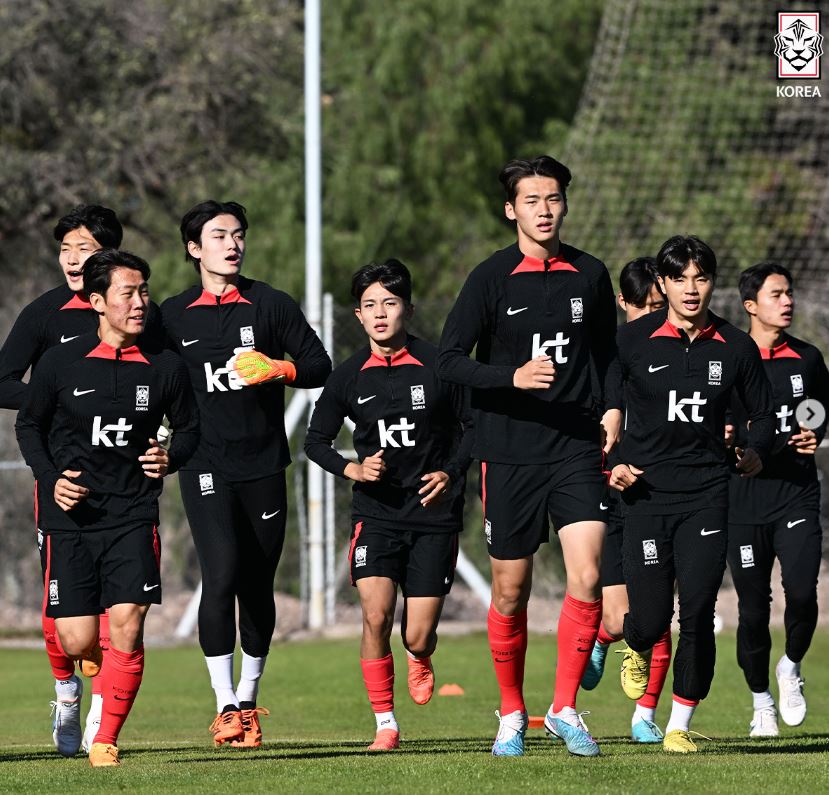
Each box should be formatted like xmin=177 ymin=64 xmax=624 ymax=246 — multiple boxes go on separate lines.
xmin=322 ymin=292 xmax=337 ymax=625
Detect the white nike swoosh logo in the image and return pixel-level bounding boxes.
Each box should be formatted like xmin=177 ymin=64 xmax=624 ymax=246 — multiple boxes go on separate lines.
xmin=182 ymin=339 xmax=199 ymax=347
xmin=73 ymin=388 xmax=95 ymax=397
xmin=60 ymin=335 xmax=79 ymax=344
xmin=357 ymin=395 xmax=376 ymax=405
xmin=787 ymin=519 xmax=806 ymax=528
xmin=599 ymin=503 xmax=608 ymax=510
xmin=262 ymin=510 xmax=281 ymax=520
xmin=700 ymin=528 xmax=722 ymax=536
xmin=143 ymin=583 xmax=160 ymax=591
xmin=506 ymin=306 xmax=528 ymax=316
xmin=648 ymin=364 xmax=670 ymax=373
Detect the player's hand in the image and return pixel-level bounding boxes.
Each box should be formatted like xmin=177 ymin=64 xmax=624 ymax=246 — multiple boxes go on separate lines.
xmin=233 ymin=349 xmax=296 ymax=386
xmin=345 ymin=450 xmax=386 ymax=482
xmin=789 ymin=424 xmax=818 ymax=455
xmin=609 ymin=463 xmax=644 ymax=491
xmin=54 ymin=470 xmax=89 ymax=511
xmin=419 ymin=470 xmax=451 ymax=507
xmin=601 ymin=408 xmax=623 ymax=454
xmin=139 ymin=438 xmax=170 ymax=479
xmin=513 ymin=356 xmax=555 ymax=390
xmin=724 ymin=424 xmax=735 ymax=448
xmin=735 ymin=447 xmax=763 ymax=477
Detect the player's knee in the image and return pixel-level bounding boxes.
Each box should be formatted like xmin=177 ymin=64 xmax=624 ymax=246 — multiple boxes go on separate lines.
xmin=57 ymin=628 xmax=97 ymax=658
xmin=362 ymin=607 xmax=393 ymax=639
xmin=602 ymin=612 xmax=625 ymax=639
xmin=782 ymin=583 xmax=817 ymax=613
xmin=404 ymin=628 xmax=436 ymax=658
xmin=565 ymin=566 xmax=601 ymax=600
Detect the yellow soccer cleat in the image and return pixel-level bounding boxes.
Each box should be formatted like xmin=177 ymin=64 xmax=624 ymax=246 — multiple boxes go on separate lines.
xmin=618 ymin=645 xmax=652 ymax=700
xmin=663 ymin=729 xmax=698 ymax=753
xmin=89 ymin=742 xmax=120 ymax=767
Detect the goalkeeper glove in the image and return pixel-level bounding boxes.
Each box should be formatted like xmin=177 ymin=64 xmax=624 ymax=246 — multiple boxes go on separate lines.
xmin=232 ymin=349 xmax=296 ymax=385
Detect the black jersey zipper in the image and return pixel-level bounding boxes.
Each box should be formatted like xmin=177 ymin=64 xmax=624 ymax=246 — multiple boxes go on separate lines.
xmin=113 ymin=348 xmax=122 ymax=403
xmin=544 ymin=258 xmax=553 ymax=316
xmin=385 ymin=356 xmax=397 ymax=403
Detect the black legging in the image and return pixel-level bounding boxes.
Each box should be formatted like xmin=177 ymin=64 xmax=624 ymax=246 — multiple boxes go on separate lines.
xmin=179 ymin=470 xmax=287 ymax=657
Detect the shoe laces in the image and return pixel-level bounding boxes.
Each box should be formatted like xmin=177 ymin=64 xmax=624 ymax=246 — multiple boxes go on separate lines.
xmin=210 ymin=710 xmax=240 ymax=732
xmin=616 ymin=647 xmax=649 ymax=673
xmin=495 ymin=710 xmax=527 ymax=740
xmin=780 ymin=675 xmax=805 ymax=702
xmin=240 ymin=707 xmax=269 ymax=731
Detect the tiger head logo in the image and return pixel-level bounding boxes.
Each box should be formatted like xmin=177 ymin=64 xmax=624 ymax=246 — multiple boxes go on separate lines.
xmin=775 ymin=17 xmax=824 ymax=73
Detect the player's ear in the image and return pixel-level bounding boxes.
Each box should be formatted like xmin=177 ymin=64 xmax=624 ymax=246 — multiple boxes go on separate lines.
xmin=187 ymin=240 xmax=202 ymax=261
xmin=504 ymin=202 xmax=516 ymax=222
xmin=617 ymin=293 xmax=626 ymax=312
xmin=657 ymin=275 xmax=666 ymax=294
xmin=354 ymin=306 xmax=362 ymax=323
xmin=405 ymin=302 xmax=415 ymax=320
xmin=89 ymin=291 xmax=106 ymax=316
xmin=743 ymin=299 xmax=757 ymax=317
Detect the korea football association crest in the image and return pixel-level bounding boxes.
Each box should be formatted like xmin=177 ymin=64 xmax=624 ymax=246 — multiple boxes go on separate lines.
xmin=240 ymin=325 xmax=255 ymax=346
xmin=136 ymin=385 xmax=149 ymax=411
xmin=570 ymin=297 xmax=583 ymax=323
xmin=740 ymin=545 xmax=755 ymax=569
xmin=49 ymin=579 xmax=59 ymax=606
xmin=410 ymin=384 xmax=426 ymax=410
xmin=791 ymin=374 xmax=804 ymax=397
xmin=354 ymin=545 xmax=368 ymax=568
xmin=199 ymin=473 xmax=215 ymax=496
xmin=708 ymin=361 xmax=722 ymax=386
xmin=484 ymin=518 xmax=492 ymax=545
xmin=643 ymin=539 xmax=658 ymax=565
xmin=775 ymin=13 xmax=823 ymax=79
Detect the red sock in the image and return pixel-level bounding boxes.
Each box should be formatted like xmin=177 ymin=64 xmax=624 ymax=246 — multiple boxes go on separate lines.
xmin=487 ymin=605 xmax=527 ymax=714
xmin=553 ymin=594 xmax=602 ymax=712
xmin=92 ymin=611 xmax=111 ymax=696
xmin=637 ymin=628 xmax=672 ymax=710
xmin=360 ymin=654 xmax=395 ymax=713
xmin=95 ymin=646 xmax=144 ymax=746
xmin=42 ymin=613 xmax=74 ymax=681
xmin=597 ymin=622 xmax=620 ymax=647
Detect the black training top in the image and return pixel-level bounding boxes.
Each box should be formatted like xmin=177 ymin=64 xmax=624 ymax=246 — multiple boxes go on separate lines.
xmin=437 ymin=242 xmax=617 ymax=464
xmin=161 ymin=277 xmax=331 ymax=481
xmin=305 ymin=337 xmax=472 ymax=531
xmin=15 ymin=333 xmax=199 ymax=532
xmin=729 ymin=335 xmax=829 ymax=524
xmin=611 ymin=309 xmax=774 ymax=514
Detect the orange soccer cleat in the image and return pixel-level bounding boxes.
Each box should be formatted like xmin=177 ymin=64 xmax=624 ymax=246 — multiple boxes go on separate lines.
xmin=368 ymin=728 xmax=400 ymax=751
xmin=230 ymin=707 xmax=270 ymax=748
xmin=79 ymin=644 xmax=104 ymax=678
xmin=88 ymin=742 xmax=120 ymax=767
xmin=407 ymin=655 xmax=435 ymax=705
xmin=209 ymin=709 xmax=244 ymax=746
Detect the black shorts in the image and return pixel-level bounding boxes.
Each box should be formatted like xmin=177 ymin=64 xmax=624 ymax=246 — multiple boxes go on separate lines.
xmin=480 ymin=453 xmax=606 ymax=560
xmin=43 ymin=523 xmax=161 ymax=618
xmin=600 ymin=489 xmax=624 ymax=587
xmin=347 ymin=521 xmax=459 ymax=598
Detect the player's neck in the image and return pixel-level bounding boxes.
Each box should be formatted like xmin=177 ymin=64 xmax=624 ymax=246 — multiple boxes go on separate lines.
xmin=369 ymin=331 xmax=408 ymax=358
xmin=516 ymin=232 xmax=560 ymax=261
xmin=750 ymin=321 xmax=787 ymax=351
xmin=97 ymin=324 xmax=138 ymax=350
xmin=200 ymin=270 xmax=239 ymax=296
xmin=667 ymin=307 xmax=710 ymax=340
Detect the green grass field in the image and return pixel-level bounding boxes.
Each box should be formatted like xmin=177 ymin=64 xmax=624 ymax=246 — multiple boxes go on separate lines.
xmin=1 ymin=630 xmax=827 ymax=793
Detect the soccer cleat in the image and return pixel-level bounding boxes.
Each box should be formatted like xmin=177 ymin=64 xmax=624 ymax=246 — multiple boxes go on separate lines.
xmin=209 ymin=709 xmax=244 ymax=746
xmin=663 ymin=729 xmax=698 ymax=753
xmin=749 ymin=706 xmax=779 ymax=738
xmin=776 ymin=663 xmax=806 ymax=726
xmin=81 ymin=706 xmax=102 ymax=754
xmin=407 ymin=655 xmax=435 ymax=705
xmin=631 ymin=718 xmax=664 ymax=743
xmin=50 ymin=675 xmax=83 ymax=757
xmin=618 ymin=645 xmax=652 ymax=700
xmin=544 ymin=709 xmax=600 ymax=757
xmin=88 ymin=742 xmax=120 ymax=767
xmin=492 ymin=710 xmax=528 ymax=757
xmin=581 ymin=641 xmax=609 ymax=691
xmin=79 ymin=644 xmax=104 ymax=678
xmin=230 ymin=707 xmax=270 ymax=748
xmin=368 ymin=728 xmax=400 ymax=751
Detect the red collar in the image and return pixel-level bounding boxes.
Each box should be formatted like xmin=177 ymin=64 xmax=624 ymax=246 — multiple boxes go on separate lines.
xmin=187 ymin=285 xmax=252 ymax=308
xmin=510 ymin=254 xmax=578 ymax=275
xmin=85 ymin=340 xmax=149 ymax=364
xmin=360 ymin=347 xmax=424 ymax=370
xmin=60 ymin=293 xmax=93 ymax=310
xmin=650 ymin=318 xmax=725 ymax=342
xmin=759 ymin=340 xmax=801 ymax=360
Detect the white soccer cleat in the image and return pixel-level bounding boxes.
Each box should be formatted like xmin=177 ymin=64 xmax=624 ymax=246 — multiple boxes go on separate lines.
xmin=776 ymin=661 xmax=806 ymax=726
xmin=82 ymin=701 xmax=102 ymax=753
xmin=749 ymin=705 xmax=779 ymax=738
xmin=51 ymin=675 xmax=83 ymax=757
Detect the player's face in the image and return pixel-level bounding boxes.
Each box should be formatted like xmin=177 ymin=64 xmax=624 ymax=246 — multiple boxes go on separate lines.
xmin=747 ymin=273 xmax=794 ymax=330
xmin=618 ymin=284 xmax=666 ymax=322
xmin=505 ymin=176 xmax=567 ymax=254
xmin=658 ymin=262 xmax=714 ymax=326
xmin=188 ymin=214 xmax=246 ymax=277
xmin=355 ymin=282 xmax=412 ymax=349
xmin=91 ymin=267 xmax=149 ymax=338
xmin=59 ymin=227 xmax=103 ymax=292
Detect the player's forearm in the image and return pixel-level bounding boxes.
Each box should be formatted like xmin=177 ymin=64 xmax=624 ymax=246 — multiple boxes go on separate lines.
xmin=0 ymin=377 xmax=26 ymax=410
xmin=304 ymin=436 xmax=352 ymax=478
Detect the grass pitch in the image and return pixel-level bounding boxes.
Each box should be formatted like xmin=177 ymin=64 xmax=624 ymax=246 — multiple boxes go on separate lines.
xmin=0 ymin=630 xmax=827 ymax=793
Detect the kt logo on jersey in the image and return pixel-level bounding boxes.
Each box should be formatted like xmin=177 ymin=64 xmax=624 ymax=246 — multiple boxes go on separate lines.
xmin=775 ymin=13 xmax=823 ymax=79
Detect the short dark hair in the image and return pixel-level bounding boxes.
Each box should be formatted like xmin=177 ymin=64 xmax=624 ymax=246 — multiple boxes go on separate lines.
xmin=351 ymin=259 xmax=412 ymax=305
xmin=179 ymin=200 xmax=248 ymax=272
xmin=53 ymin=205 xmax=123 ymax=249
xmin=738 ymin=261 xmax=793 ymax=303
xmin=83 ymin=249 xmax=151 ymax=298
xmin=656 ymin=235 xmax=717 ymax=279
xmin=498 ymin=156 xmax=572 ymax=204
xmin=619 ymin=257 xmax=663 ymax=306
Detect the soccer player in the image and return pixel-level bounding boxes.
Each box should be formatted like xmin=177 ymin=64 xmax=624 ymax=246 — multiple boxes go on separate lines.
xmin=609 ymin=236 xmax=774 ymax=753
xmin=15 ymin=249 xmax=199 ymax=767
xmin=161 ymin=200 xmax=331 ymax=748
xmin=305 ymin=260 xmax=472 ymax=751
xmin=0 ymin=205 xmax=129 ymax=756
xmin=581 ymin=258 xmax=673 ymax=744
xmin=438 ymin=156 xmax=621 ymax=757
xmin=727 ymin=262 xmax=829 ymax=737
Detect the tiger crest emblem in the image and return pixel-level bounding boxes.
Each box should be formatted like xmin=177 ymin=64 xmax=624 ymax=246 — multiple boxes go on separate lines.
xmin=775 ymin=17 xmax=824 ymax=73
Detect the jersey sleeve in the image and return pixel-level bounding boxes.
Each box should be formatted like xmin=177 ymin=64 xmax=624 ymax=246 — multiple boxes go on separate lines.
xmin=164 ymin=357 xmax=200 ymax=473
xmin=807 ymin=346 xmax=829 ymax=443
xmin=592 ymin=266 xmax=622 ymax=411
xmin=269 ymin=292 xmax=332 ymax=388
xmin=0 ymin=301 xmax=45 ymax=409
xmin=437 ymin=267 xmax=517 ymax=389
xmin=735 ymin=341 xmax=775 ymax=460
xmin=304 ymin=370 xmax=353 ymax=478
xmin=442 ymin=382 xmax=474 ymax=484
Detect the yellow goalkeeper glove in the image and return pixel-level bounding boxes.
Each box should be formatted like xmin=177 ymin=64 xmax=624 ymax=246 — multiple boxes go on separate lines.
xmin=233 ymin=349 xmax=296 ymax=385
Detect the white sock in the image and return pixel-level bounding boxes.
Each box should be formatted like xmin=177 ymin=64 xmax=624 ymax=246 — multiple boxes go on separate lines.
xmin=236 ymin=652 xmax=267 ymax=704
xmin=633 ymin=704 xmax=656 ymax=724
xmin=752 ymin=690 xmax=775 ymax=710
xmin=777 ymin=654 xmax=799 ymax=677
xmin=205 ymin=653 xmax=239 ymax=712
xmin=375 ymin=711 xmax=399 ymax=732
xmin=87 ymin=693 xmax=103 ymax=721
xmin=665 ymin=698 xmax=696 ymax=733
xmin=55 ymin=675 xmax=80 ymax=701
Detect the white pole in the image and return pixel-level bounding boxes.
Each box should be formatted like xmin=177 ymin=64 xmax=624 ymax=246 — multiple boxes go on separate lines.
xmin=322 ymin=292 xmax=337 ymax=625
xmin=305 ymin=0 xmax=325 ymax=630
